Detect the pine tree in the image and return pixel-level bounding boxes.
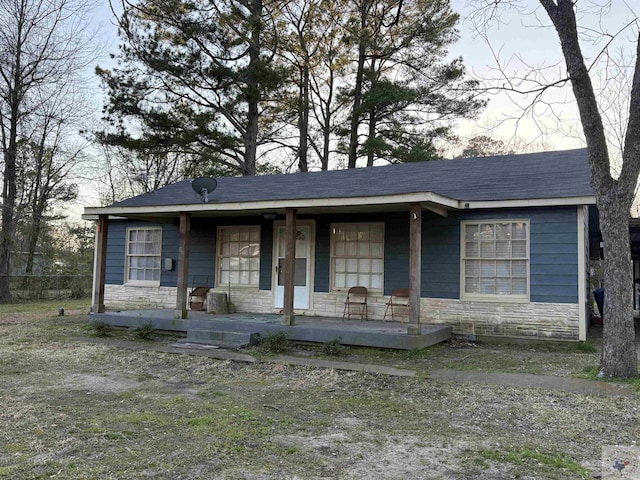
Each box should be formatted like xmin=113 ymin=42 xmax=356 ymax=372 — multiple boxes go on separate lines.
xmin=97 ymin=0 xmax=287 ymax=176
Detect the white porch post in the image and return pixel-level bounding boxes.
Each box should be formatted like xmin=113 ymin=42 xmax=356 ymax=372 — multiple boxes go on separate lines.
xmin=91 ymin=215 xmax=108 ymax=314
xmin=281 ymin=208 xmax=297 ymax=325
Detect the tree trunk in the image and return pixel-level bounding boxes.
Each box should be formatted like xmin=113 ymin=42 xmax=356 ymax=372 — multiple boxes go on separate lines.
xmin=599 ymin=198 xmax=637 ymax=376
xmin=24 ymin=197 xmax=46 ymax=277
xmin=347 ymin=1 xmax=368 ymax=169
xmin=22 ymin=217 xmax=40 ymax=289
xmin=298 ymin=62 xmax=309 ymax=172
xmin=539 ymin=0 xmax=639 ymax=376
xmin=243 ymin=0 xmax=263 ymax=176
xmin=366 ymin=109 xmax=376 ymax=167
xmin=0 ymin=59 xmax=21 ymax=302
xmin=320 ymin=67 xmax=334 ymax=171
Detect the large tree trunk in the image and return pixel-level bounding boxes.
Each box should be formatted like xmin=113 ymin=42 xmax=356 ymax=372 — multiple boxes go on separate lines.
xmin=320 ymin=67 xmax=334 ymax=171
xmin=540 ymin=0 xmax=639 ymax=376
xmin=297 ymin=62 xmax=309 ymax=172
xmin=366 ymin=108 xmax=376 ymax=167
xmin=243 ymin=0 xmax=263 ymax=176
xmin=599 ymin=199 xmax=637 ymax=376
xmin=0 ymin=65 xmax=20 ymax=302
xmin=0 ymin=128 xmax=17 ymax=301
xmin=347 ymin=1 xmax=368 ymax=169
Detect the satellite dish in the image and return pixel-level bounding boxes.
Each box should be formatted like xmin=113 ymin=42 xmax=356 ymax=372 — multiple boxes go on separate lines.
xmin=191 ymin=177 xmax=218 ymax=203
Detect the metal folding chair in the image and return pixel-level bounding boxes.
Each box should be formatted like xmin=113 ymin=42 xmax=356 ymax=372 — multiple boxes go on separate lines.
xmin=383 ymin=288 xmax=410 ymax=322
xmin=342 ymin=286 xmax=368 ymax=321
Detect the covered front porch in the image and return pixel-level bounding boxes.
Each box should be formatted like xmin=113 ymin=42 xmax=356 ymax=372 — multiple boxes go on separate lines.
xmin=88 ymin=193 xmax=454 ymax=338
xmin=90 ymin=309 xmax=452 ymax=350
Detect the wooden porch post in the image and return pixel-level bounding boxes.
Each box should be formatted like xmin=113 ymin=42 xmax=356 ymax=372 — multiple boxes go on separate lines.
xmin=408 ymin=204 xmax=422 ymax=334
xmin=91 ymin=215 xmax=108 ymax=314
xmin=175 ymin=212 xmax=191 ymax=319
xmin=281 ymin=208 xmax=297 ymax=325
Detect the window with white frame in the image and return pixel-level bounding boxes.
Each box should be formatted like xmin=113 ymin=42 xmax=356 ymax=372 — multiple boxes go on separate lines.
xmin=462 ymin=220 xmax=529 ymax=299
xmin=331 ymin=223 xmax=384 ymax=291
xmin=217 ymin=226 xmax=260 ymax=286
xmin=126 ymin=228 xmax=162 ymax=284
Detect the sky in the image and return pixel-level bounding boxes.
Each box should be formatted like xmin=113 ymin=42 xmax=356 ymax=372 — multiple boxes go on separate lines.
xmin=70 ymin=0 xmax=639 ymax=218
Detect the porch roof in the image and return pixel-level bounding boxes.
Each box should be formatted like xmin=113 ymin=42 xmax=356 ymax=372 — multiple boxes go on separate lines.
xmin=83 ymin=148 xmax=594 ymax=219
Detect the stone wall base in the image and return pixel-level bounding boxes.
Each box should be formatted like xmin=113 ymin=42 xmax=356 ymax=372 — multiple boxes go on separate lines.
xmin=105 ymin=285 xmax=579 ymax=341
xmin=104 ymin=284 xmax=178 ymax=310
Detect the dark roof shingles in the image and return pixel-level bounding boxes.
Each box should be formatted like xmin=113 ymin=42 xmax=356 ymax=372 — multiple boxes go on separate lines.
xmin=111 ymin=148 xmax=592 ymax=208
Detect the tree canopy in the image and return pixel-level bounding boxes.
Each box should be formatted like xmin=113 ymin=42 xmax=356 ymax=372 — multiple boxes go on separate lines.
xmin=98 ymin=0 xmax=484 ymax=174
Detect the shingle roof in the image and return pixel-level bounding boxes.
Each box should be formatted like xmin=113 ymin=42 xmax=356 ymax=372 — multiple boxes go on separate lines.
xmin=109 ymin=148 xmax=592 ymax=208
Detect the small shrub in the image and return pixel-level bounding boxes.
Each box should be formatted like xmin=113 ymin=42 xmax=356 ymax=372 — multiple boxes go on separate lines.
xmin=258 ymin=331 xmax=289 ymax=353
xmin=575 ymin=340 xmax=598 ymax=353
xmin=90 ymin=321 xmax=112 ymax=337
xmin=581 ymin=365 xmax=599 ymax=378
xmin=69 ymin=277 xmax=88 ymax=299
xmin=322 ymin=337 xmax=346 ymax=357
xmin=132 ymin=322 xmax=155 ymax=340
xmin=406 ymin=347 xmax=431 ymax=358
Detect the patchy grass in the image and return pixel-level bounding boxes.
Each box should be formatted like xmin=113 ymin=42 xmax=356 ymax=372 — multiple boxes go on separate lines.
xmin=481 ymin=447 xmax=590 ymax=478
xmin=575 ymin=340 xmax=598 ymax=353
xmin=0 ymin=301 xmax=638 ymax=478
xmin=580 ymin=365 xmax=640 ymax=391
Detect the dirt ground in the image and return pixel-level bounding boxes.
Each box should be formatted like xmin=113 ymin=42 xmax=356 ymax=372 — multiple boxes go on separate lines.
xmin=0 ymin=301 xmax=638 ymax=479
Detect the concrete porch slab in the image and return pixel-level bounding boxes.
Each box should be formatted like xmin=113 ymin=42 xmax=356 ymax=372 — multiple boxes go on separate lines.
xmin=90 ymin=310 xmax=452 ymax=350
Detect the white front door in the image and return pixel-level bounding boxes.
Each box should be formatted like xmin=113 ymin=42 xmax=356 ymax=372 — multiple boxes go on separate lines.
xmin=274 ymin=224 xmax=311 ymax=309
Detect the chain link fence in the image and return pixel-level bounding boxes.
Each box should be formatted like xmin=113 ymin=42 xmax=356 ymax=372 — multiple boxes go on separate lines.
xmin=1 ymin=274 xmax=93 ymax=300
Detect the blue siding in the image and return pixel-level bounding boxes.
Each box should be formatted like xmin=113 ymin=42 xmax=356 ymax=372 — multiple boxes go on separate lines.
xmin=105 ymin=221 xmax=126 ymax=285
xmin=259 ymin=222 xmax=273 ymax=291
xmin=159 ymin=223 xmax=179 ymax=286
xmin=105 ymin=206 xmax=579 ymax=304
xmin=419 ymin=206 xmax=579 ymax=303
xmin=314 ymin=219 xmax=331 ymax=293
xmin=106 ymin=220 xmax=180 ymax=285
xmin=184 ymin=219 xmax=216 ymax=288
xmin=105 ymin=217 xmax=269 ymax=289
xmin=422 ymin=215 xmax=459 ymax=299
xmin=311 ymin=207 xmax=578 ymax=303
xmin=384 ymin=217 xmax=409 ymax=296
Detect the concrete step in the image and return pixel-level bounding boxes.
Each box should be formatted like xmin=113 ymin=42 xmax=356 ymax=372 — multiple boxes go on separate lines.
xmin=183 ymin=329 xmax=261 ymax=348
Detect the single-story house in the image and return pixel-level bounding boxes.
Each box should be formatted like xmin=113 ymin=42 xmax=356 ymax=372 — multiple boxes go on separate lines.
xmin=83 ymin=148 xmax=596 ymax=342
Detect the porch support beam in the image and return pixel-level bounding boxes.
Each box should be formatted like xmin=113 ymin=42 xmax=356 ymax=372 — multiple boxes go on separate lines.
xmin=175 ymin=212 xmax=191 ymax=320
xmin=281 ymin=208 xmax=297 ymax=325
xmin=421 ymin=203 xmax=448 ymax=218
xmin=91 ymin=215 xmax=108 ymax=314
xmin=408 ymin=204 xmax=422 ymax=335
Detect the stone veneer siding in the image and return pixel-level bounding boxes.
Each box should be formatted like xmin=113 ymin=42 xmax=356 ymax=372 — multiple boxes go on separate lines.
xmin=104 ymin=285 xmax=178 ymax=310
xmin=105 ymin=285 xmax=579 ymax=341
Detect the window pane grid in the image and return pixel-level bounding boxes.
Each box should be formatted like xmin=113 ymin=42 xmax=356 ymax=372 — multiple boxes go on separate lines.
xmin=463 ymin=221 xmax=528 ymax=297
xmin=331 ymin=223 xmax=383 ymax=290
xmin=127 ymin=228 xmax=162 ymax=283
xmin=218 ymin=226 xmax=260 ymax=286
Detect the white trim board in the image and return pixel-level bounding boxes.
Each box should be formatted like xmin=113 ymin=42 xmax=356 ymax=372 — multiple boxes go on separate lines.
xmin=82 ymin=193 xmax=596 ymax=220
xmin=577 ymin=206 xmax=587 ymax=342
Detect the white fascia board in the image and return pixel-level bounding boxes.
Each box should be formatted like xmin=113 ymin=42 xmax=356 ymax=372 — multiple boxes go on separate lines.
xmin=82 ymin=192 xmax=460 ymax=217
xmin=81 ymin=215 xmax=127 ymax=221
xmin=82 ymin=193 xmax=596 ymax=219
xmin=458 ymin=196 xmax=596 ymax=209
